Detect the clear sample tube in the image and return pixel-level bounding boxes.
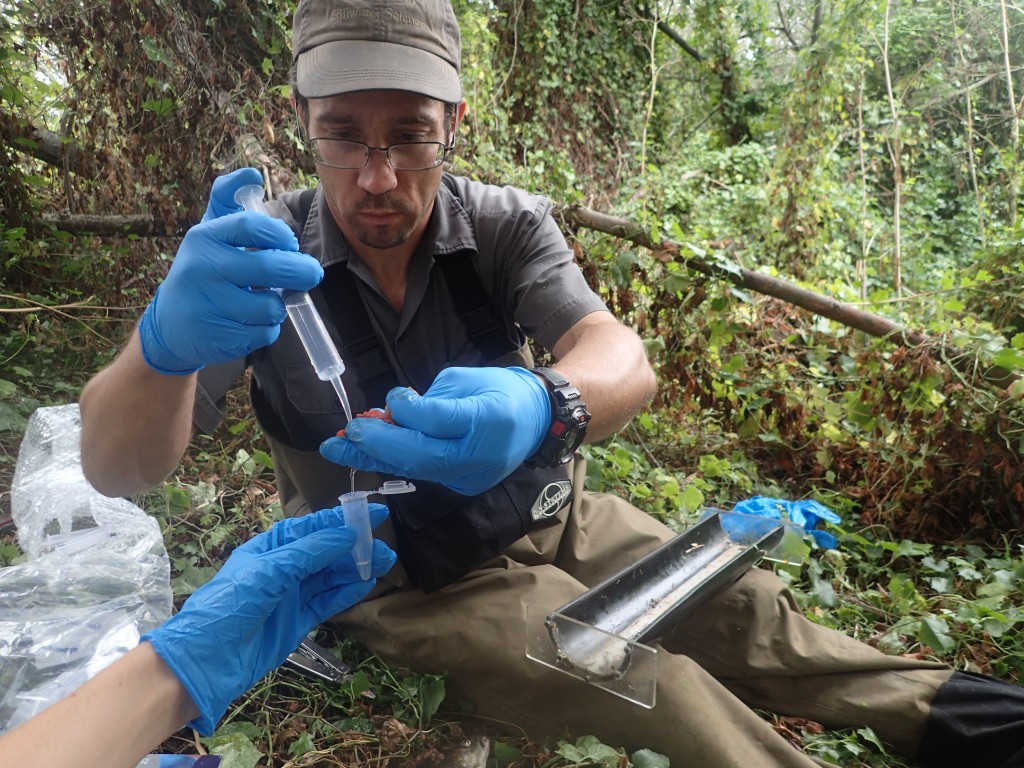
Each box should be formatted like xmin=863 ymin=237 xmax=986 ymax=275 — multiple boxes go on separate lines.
xmin=234 ymin=184 xmax=268 ymax=216
xmin=339 ymin=480 xmax=416 ymax=580
xmin=340 ymin=491 xmax=374 ymax=580
xmin=233 ymin=184 xmax=353 ymax=422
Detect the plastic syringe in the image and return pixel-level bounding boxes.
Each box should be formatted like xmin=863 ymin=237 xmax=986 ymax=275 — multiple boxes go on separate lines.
xmin=234 ymin=184 xmax=353 ymax=422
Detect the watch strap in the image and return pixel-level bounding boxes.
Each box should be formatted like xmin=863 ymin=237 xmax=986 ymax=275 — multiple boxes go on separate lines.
xmin=526 ymin=367 xmax=591 ymax=468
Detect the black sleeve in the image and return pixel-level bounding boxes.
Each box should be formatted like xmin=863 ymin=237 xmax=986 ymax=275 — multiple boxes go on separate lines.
xmin=193 ymin=358 xmax=248 ymax=434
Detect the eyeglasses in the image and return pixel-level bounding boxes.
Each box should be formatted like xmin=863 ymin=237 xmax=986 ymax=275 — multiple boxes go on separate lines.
xmin=307 ymin=139 xmax=452 ymax=171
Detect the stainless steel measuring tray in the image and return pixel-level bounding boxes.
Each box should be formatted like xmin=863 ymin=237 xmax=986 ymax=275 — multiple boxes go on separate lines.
xmin=526 ymin=509 xmax=800 ymax=707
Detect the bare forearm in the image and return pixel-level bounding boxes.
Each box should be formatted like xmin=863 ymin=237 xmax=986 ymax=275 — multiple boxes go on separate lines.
xmin=550 ymin=313 xmax=657 ymax=441
xmin=0 ymin=643 xmax=198 ymax=768
xmin=79 ymin=331 xmax=197 ymax=497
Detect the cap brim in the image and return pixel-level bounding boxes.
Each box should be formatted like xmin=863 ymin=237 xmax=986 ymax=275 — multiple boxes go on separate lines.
xmin=296 ymin=40 xmax=462 ymax=102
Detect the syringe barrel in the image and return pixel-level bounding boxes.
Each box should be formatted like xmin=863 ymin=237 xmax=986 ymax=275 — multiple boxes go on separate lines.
xmin=284 ymin=291 xmax=346 ymax=381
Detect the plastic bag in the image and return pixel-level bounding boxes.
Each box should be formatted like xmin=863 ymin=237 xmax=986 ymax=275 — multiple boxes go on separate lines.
xmin=0 ymin=404 xmax=172 ymax=732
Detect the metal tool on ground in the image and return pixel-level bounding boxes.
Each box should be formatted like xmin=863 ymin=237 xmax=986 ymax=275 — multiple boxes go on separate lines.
xmin=526 ymin=509 xmax=803 ymax=708
xmin=285 ymin=634 xmax=351 ymax=683
xmin=233 ymin=184 xmax=353 ymax=422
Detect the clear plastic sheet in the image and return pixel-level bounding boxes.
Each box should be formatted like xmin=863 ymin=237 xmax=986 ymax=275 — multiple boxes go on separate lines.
xmin=0 ymin=404 xmax=172 ymax=732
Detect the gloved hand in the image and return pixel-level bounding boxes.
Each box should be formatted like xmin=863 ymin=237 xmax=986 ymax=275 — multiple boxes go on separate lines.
xmin=142 ymin=504 xmax=395 ymax=735
xmin=320 ymin=366 xmax=552 ymax=496
xmin=137 ymin=203 xmax=323 ymax=375
xmin=731 ymin=495 xmax=842 ymax=548
xmin=200 ymin=167 xmax=264 ymax=222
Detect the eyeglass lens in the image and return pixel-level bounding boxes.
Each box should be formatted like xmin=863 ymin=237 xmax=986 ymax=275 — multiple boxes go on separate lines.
xmin=311 ymin=140 xmax=445 ymax=170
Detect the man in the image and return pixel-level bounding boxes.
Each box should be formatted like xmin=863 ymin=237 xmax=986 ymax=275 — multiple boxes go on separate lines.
xmin=79 ymin=1 xmax=1024 ymax=765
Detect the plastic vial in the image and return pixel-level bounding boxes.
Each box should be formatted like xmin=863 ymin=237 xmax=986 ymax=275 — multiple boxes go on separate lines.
xmin=339 ymin=491 xmax=374 ymax=580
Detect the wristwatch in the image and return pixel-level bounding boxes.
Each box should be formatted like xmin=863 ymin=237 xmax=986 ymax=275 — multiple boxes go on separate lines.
xmin=526 ymin=367 xmax=592 ymax=467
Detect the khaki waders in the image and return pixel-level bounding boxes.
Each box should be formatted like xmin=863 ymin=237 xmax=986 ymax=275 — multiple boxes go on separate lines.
xmin=321 ymin=456 xmax=952 ymax=767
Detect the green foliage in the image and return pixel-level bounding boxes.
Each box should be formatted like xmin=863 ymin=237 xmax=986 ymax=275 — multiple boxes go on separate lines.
xmin=801 ymin=726 xmax=907 ymax=767
xmin=545 ymin=735 xmax=627 ymax=767
xmin=784 ymin=526 xmax=1024 ymax=680
xmin=1 ymin=1 xmax=1023 ymax=766
xmin=202 ymin=722 xmax=264 ymax=768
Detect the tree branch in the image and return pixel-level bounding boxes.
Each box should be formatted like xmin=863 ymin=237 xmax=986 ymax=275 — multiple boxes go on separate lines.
xmin=557 ymin=203 xmax=1020 ymax=390
xmin=39 ymin=213 xmax=177 ymax=237
xmin=29 ymin=199 xmax=1021 ymax=390
xmin=640 ymin=4 xmax=703 ymax=63
xmin=2 ymin=119 xmax=97 ymax=178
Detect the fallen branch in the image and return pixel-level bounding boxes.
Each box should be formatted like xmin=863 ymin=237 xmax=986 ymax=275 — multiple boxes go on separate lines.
xmin=3 ymin=121 xmax=96 ymax=178
xmin=39 ymin=213 xmax=175 ymax=237
xmin=557 ymin=203 xmax=1020 ymax=390
xmin=24 ymin=196 xmax=1022 ymax=390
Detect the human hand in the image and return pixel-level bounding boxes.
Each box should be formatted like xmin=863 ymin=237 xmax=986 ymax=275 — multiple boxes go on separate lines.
xmin=137 ymin=207 xmax=323 ymax=374
xmin=142 ymin=504 xmax=395 ymax=735
xmin=201 ymin=167 xmax=264 ymax=222
xmin=320 ymin=366 xmax=552 ymax=496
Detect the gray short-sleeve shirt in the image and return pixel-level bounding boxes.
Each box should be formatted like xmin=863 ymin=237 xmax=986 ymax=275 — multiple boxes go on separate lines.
xmin=194 ymin=174 xmax=609 ymax=433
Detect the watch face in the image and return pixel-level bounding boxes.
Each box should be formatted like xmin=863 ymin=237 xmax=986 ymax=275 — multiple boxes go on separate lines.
xmin=560 ymin=425 xmax=577 ymax=453
xmin=563 ymin=421 xmax=585 ymax=456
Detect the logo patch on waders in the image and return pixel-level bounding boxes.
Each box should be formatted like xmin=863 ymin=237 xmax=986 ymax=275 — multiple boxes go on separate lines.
xmin=531 ymin=480 xmax=573 ymax=521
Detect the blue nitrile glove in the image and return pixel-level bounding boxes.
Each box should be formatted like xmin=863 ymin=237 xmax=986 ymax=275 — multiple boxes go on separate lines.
xmin=200 ymin=167 xmax=264 ymax=222
xmin=731 ymin=495 xmax=842 ymax=548
xmin=320 ymin=366 xmax=552 ymax=496
xmin=142 ymin=504 xmax=395 ymax=736
xmin=137 ymin=209 xmax=324 ymax=374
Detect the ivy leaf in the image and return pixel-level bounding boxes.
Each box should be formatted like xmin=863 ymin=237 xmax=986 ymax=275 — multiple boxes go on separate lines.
xmin=631 ymin=748 xmax=671 ymax=768
xmin=172 ymin=561 xmax=218 ymax=596
xmin=251 ymin=449 xmax=274 ymax=470
xmin=682 ymin=484 xmax=705 ymax=514
xmin=917 ymin=616 xmax=956 ymax=654
xmin=287 ymin=732 xmax=315 ymax=757
xmin=813 ymin=577 xmax=836 ymax=607
xmin=493 ymin=741 xmax=521 ymax=766
xmin=203 ymin=723 xmax=264 ymax=768
xmin=555 ymin=735 xmax=621 ymax=765
xmin=142 ymin=97 xmax=175 ymax=116
xmin=0 ymin=401 xmax=28 ymax=433
xmin=418 ymin=674 xmax=447 ymax=724
xmin=992 ymin=348 xmax=1024 ymax=371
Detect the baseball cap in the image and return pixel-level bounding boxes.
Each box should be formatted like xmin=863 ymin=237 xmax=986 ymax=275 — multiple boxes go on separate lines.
xmin=292 ymin=0 xmax=463 ymax=102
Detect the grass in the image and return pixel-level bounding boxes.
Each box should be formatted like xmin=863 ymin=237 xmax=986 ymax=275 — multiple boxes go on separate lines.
xmin=2 ymin=315 xmax=1023 ymax=768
